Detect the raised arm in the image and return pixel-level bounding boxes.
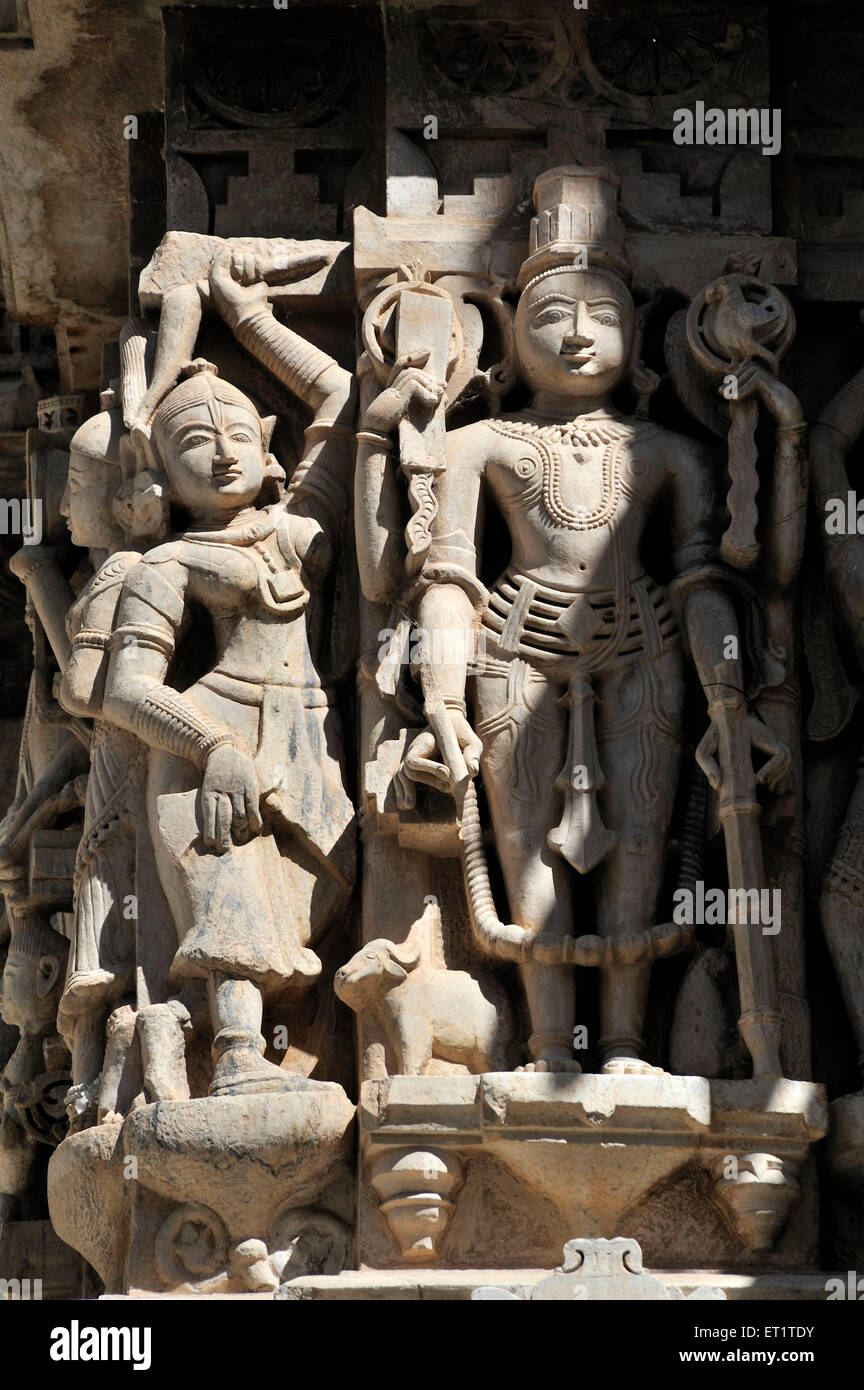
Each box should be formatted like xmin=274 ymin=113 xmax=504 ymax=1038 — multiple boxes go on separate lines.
xmin=208 ymin=251 xmax=353 ymax=422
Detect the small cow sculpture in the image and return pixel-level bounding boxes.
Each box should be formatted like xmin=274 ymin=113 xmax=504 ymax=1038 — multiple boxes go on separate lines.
xmin=334 ymin=936 xmax=509 ymax=1076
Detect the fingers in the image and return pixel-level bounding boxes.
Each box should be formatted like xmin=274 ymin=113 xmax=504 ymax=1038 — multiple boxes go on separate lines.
xmin=748 ymin=716 xmax=792 ymax=788
xmin=214 ymin=794 xmax=232 ymax=854
xmin=402 ymin=730 xmax=451 ymax=790
xmin=452 ymin=715 xmax=482 ymax=777
xmin=245 ymin=783 xmax=263 ymax=836
xmin=230 ymin=251 xmax=258 ymax=285
xmin=394 ymin=766 xmax=417 ymax=811
xmin=695 ymin=722 xmax=722 ymax=791
xmin=202 ymin=787 xmax=217 ymax=849
xmin=390 ymin=350 xmax=431 ymax=380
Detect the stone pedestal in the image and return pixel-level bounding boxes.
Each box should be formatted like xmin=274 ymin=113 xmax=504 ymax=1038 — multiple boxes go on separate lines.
xmin=358 ymin=1073 xmax=826 ymax=1271
xmin=47 ymin=1085 xmax=356 ymax=1295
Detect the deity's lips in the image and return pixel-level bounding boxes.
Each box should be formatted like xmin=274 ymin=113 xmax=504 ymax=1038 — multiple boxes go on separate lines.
xmin=560 ymin=350 xmax=594 ymax=366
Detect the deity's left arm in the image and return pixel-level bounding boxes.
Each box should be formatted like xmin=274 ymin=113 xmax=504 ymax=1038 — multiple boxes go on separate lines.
xmin=667 ymin=437 xmax=746 ymax=701
xmin=668 ymin=437 xmax=790 ymax=791
xmin=751 ymin=376 xmax=807 ymax=593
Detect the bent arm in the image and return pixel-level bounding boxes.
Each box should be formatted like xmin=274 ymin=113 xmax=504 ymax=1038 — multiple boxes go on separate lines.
xmin=102 ymin=560 xmax=233 ymax=767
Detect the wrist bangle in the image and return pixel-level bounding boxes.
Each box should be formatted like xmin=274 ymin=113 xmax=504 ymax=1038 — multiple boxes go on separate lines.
xmin=443 ymin=697 xmax=467 ymax=714
xmin=357 ymin=429 xmax=393 ymax=449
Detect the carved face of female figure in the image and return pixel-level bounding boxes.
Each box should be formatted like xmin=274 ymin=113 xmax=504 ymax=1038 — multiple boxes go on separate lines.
xmin=61 ymin=408 xmax=125 ymax=552
xmin=152 ymin=370 xmax=271 ymax=521
xmin=514 ymin=268 xmax=635 ymax=400
xmin=61 ymin=455 xmax=123 ymax=551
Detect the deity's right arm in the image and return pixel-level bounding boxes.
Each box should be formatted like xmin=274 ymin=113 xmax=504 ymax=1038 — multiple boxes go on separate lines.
xmin=412 ymin=424 xmax=489 ymax=706
xmin=102 ymin=557 xmax=233 ymax=768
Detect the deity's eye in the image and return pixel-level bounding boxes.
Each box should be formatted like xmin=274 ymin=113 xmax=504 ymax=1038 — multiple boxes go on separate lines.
xmin=534 ymin=308 xmax=568 ymax=327
xmin=230 ymin=432 xmax=253 ymax=444
xmin=593 ymin=311 xmax=621 ymax=327
xmin=183 ymin=434 xmax=211 ymax=449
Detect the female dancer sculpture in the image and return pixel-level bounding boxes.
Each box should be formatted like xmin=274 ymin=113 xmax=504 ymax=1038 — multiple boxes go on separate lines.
xmin=101 ymin=254 xmax=356 ymax=1097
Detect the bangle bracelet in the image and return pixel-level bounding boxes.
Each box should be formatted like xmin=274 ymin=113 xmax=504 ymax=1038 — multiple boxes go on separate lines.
xmin=357 ymin=430 xmax=392 ymax=448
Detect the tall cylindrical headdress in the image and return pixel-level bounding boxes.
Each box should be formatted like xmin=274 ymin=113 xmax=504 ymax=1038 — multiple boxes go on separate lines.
xmin=517 ymin=166 xmax=631 ymax=290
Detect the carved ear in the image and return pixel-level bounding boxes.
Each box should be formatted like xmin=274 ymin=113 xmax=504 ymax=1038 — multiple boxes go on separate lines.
xmin=382 ymin=958 xmax=408 ymax=982
xmin=36 ymin=954 xmax=60 ymax=998
xmin=260 ymin=415 xmax=277 ymax=450
xmin=263 ymin=451 xmax=285 ymax=484
xmin=122 ymin=470 xmax=171 ymax=542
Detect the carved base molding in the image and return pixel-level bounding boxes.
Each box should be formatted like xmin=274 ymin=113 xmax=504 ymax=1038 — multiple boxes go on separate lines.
xmin=358 ymin=1074 xmax=826 ymax=1271
xmin=46 ymin=1087 xmax=355 ymax=1295
xmin=275 ymin=1267 xmax=836 ymax=1303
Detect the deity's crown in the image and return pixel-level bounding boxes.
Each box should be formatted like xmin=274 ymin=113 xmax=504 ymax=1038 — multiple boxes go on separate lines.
xmin=69 ymin=405 xmax=124 ymax=467
xmin=518 ymin=166 xmax=631 ymax=291
xmin=8 ymin=915 xmax=69 ymax=961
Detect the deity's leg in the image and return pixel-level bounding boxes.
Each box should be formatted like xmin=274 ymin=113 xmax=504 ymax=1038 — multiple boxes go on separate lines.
xmin=473 ymin=656 xmax=579 ymax=1070
xmin=593 ymin=651 xmax=684 ymax=1071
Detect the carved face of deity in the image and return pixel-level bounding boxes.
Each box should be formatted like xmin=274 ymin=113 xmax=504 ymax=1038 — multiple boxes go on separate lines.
xmin=61 ymin=454 xmax=124 ymax=552
xmin=153 ymin=375 xmax=268 ymax=521
xmin=514 ymin=268 xmax=634 ymax=402
xmin=0 ymin=950 xmax=62 ymax=1034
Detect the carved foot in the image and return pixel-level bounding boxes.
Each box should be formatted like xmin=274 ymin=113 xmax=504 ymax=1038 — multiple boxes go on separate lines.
xmin=516 ymin=1059 xmax=582 ymax=1074
xmin=65 ymin=1078 xmax=100 ymax=1133
xmin=601 ymin=1058 xmax=665 ymax=1077
xmin=209 ymin=1047 xmax=329 ymax=1098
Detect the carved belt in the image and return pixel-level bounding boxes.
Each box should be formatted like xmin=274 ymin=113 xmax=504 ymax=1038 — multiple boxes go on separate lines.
xmin=479 ymin=573 xmax=678 ymax=874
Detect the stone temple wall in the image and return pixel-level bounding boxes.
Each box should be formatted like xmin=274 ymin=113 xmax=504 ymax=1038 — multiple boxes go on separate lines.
xmin=0 ymin=0 xmax=862 ymax=1308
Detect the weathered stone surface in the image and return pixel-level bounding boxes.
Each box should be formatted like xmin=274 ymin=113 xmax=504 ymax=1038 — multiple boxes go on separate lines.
xmin=4 ymin=0 xmax=864 ymax=1307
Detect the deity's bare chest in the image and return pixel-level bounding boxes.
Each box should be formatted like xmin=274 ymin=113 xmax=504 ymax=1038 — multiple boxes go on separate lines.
xmin=488 ymin=416 xmax=652 ymax=573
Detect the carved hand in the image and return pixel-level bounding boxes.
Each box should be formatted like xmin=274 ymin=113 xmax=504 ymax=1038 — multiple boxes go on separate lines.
xmin=695 ymin=703 xmax=792 ymax=795
xmin=362 ymin=356 xmax=444 ymax=436
xmin=208 ymin=250 xmax=272 ymax=328
xmin=200 ymin=744 xmax=263 ymax=854
xmin=730 ymin=361 xmax=803 ymax=428
xmin=395 ymin=708 xmax=482 ymax=808
xmin=8 ymin=545 xmax=63 ymax=586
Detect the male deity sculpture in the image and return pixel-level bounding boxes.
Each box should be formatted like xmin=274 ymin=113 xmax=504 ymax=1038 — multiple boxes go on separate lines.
xmin=363 ymin=169 xmax=789 ymax=1076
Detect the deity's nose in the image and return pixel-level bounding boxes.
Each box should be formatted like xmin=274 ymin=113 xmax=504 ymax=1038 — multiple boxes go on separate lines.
xmin=564 ymin=301 xmax=595 ymax=349
xmin=213 ymin=433 xmax=239 ymax=465
xmin=59 ymin=480 xmax=70 ymax=518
